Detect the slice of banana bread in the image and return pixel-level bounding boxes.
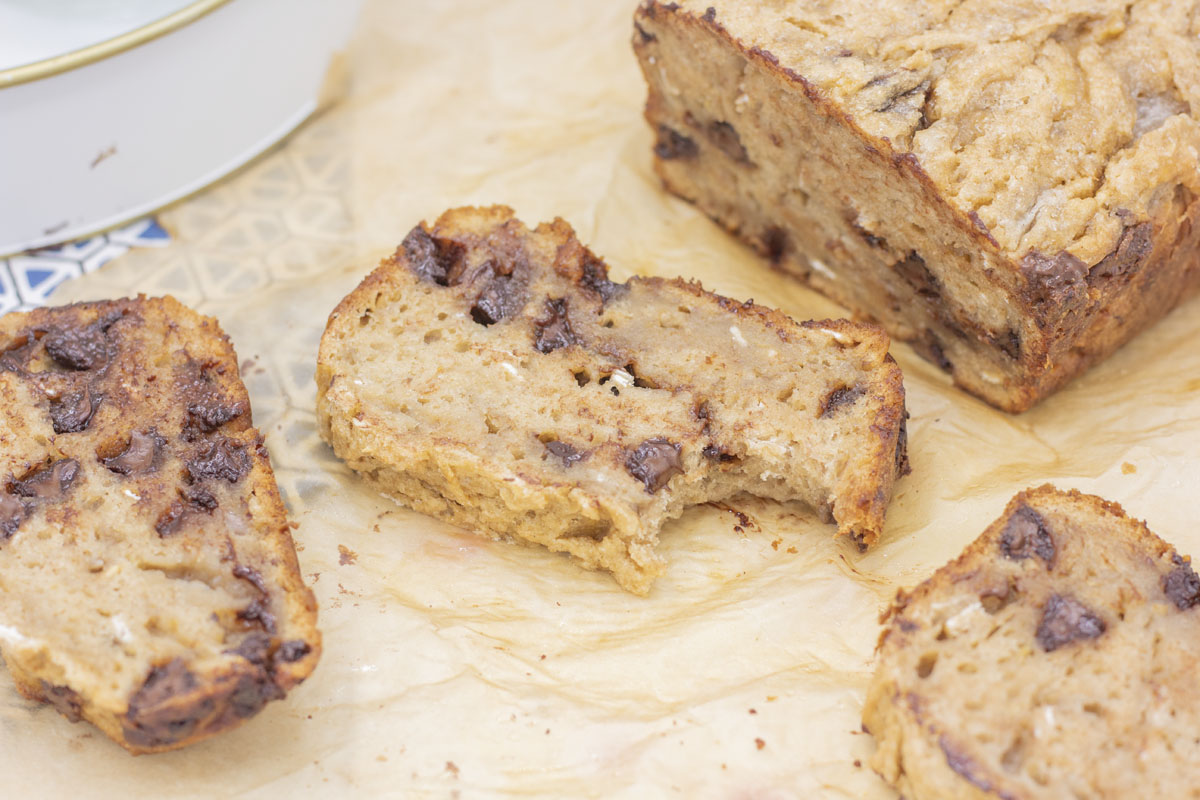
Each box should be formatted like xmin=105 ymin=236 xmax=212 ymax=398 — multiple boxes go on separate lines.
xmin=0 ymin=296 xmax=320 ymax=754
xmin=864 ymin=486 xmax=1200 ymax=799
xmin=317 ymin=205 xmax=908 ymax=595
xmin=634 ymin=1 xmax=1200 ymax=412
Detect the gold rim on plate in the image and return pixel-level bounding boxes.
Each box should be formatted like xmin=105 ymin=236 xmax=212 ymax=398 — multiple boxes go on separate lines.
xmin=0 ymin=0 xmax=233 ymax=89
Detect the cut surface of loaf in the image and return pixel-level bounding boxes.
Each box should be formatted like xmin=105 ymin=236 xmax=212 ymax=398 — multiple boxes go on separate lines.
xmin=634 ymin=1 xmax=1200 ymax=411
xmin=317 ymin=206 xmax=908 ymax=594
xmin=864 ymin=486 xmax=1200 ymax=799
xmin=0 ymin=297 xmax=319 ymax=754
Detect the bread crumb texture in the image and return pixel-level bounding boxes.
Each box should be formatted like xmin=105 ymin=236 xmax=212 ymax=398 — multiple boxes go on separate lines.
xmin=0 ymin=297 xmax=320 ymax=753
xmin=316 ymin=206 xmax=908 ymax=594
xmin=865 ymin=485 xmax=1200 ymax=799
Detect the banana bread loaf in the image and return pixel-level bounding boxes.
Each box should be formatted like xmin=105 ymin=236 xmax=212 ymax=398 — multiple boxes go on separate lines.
xmin=864 ymin=486 xmax=1200 ymax=798
xmin=316 ymin=206 xmax=908 ymax=594
xmin=0 ymin=296 xmax=320 ymax=753
xmin=634 ymin=1 xmax=1200 ymax=412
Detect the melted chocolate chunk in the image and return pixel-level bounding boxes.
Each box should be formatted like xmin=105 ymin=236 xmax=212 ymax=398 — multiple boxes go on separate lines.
xmin=187 ymin=438 xmax=251 ymax=484
xmin=233 ymin=563 xmax=269 ymax=595
xmin=237 ymin=598 xmax=277 ymax=634
xmin=278 ymin=639 xmax=312 ymax=663
xmin=0 ymin=493 xmax=26 ymax=539
xmin=50 ymin=386 xmax=99 ymax=433
xmin=579 ymin=255 xmax=625 ymax=304
xmin=184 ymin=486 xmax=218 ymax=511
xmin=1036 ymin=594 xmax=1106 ymax=652
xmin=706 ymin=120 xmax=750 ymax=163
xmin=186 ymin=394 xmax=246 ymax=434
xmin=123 ymin=659 xmax=202 ymax=748
xmin=230 ymin=632 xmax=273 ymax=665
xmin=1020 ymin=250 xmax=1088 ymax=309
xmin=40 ymin=681 xmax=84 ymax=723
xmin=701 ymin=445 xmax=737 ymax=463
xmin=999 ymin=505 xmax=1055 ymax=566
xmin=894 ymin=251 xmax=939 ymax=300
xmin=543 ymin=440 xmax=586 ymax=468
xmin=400 ymin=226 xmax=467 ymax=286
xmin=939 ymin=736 xmax=998 ymax=794
xmin=13 ymin=459 xmax=80 ymax=500
xmin=104 ymin=430 xmax=162 ymax=475
xmin=471 ymin=268 xmax=526 ymax=326
xmin=820 ymin=385 xmax=865 ymax=418
xmin=763 ymin=227 xmax=789 ymax=263
xmin=44 ymin=325 xmax=108 ymax=371
xmin=0 ymin=335 xmax=37 ymax=373
xmin=229 ymin=671 xmax=283 ymax=719
xmin=654 ymin=125 xmax=698 ymax=160
xmin=1091 ymin=221 xmax=1152 ymax=282
xmin=533 ymin=298 xmax=579 ymax=353
xmin=625 ymin=438 xmax=683 ymax=493
xmin=1164 ymin=558 xmax=1200 ymax=609
xmin=154 ymin=502 xmax=186 ymax=537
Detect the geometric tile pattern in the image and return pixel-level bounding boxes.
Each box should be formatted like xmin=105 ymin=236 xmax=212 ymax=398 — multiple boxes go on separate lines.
xmin=0 ymin=217 xmax=170 ymax=314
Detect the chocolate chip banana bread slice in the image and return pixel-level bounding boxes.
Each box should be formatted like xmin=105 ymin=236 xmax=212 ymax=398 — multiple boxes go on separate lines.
xmin=635 ymin=1 xmax=1200 ymax=411
xmin=0 ymin=297 xmax=319 ymax=754
xmin=864 ymin=486 xmax=1200 ymax=799
xmin=317 ymin=205 xmax=907 ymax=594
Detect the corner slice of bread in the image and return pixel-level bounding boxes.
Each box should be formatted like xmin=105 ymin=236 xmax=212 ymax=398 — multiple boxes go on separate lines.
xmin=317 ymin=206 xmax=907 ymax=594
xmin=865 ymin=485 xmax=1200 ymax=799
xmin=0 ymin=296 xmax=320 ymax=754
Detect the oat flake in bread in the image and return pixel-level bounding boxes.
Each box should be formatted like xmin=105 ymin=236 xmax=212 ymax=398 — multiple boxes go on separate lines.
xmin=316 ymin=206 xmax=908 ymax=595
xmin=865 ymin=485 xmax=1200 ymax=799
xmin=0 ymin=297 xmax=320 ymax=754
xmin=634 ymin=1 xmax=1200 ymax=412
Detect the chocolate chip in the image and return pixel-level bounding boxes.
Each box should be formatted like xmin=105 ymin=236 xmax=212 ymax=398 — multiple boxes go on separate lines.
xmin=230 ymin=632 xmax=273 ymax=665
xmin=654 ymin=126 xmax=698 ymax=160
xmin=0 ymin=493 xmax=24 ymax=539
xmin=229 ymin=671 xmax=283 ymax=719
xmin=154 ymin=502 xmax=186 ymax=537
xmin=184 ymin=486 xmax=218 ymax=511
xmin=894 ymin=251 xmax=939 ymax=300
xmin=579 ymin=255 xmax=625 ymax=304
xmin=625 ymin=438 xmax=684 ymax=493
xmin=186 ymin=395 xmax=246 ymax=434
xmin=40 ymin=681 xmax=84 ymax=723
xmin=764 ymin=227 xmax=789 ymax=263
xmin=401 ymin=226 xmax=467 ymax=286
xmin=237 ymin=598 xmax=277 ymax=634
xmin=920 ymin=330 xmax=952 ymax=372
xmin=543 ymin=440 xmax=586 ymax=468
xmin=278 ymin=640 xmax=312 ymax=663
xmin=702 ymin=5 xmax=716 ymax=22
xmin=999 ymin=505 xmax=1055 ymax=566
xmin=50 ymin=385 xmax=99 ymax=433
xmin=701 ymin=445 xmax=737 ymax=463
xmin=1036 ymin=594 xmax=1106 ymax=652
xmin=187 ymin=438 xmax=251 ymax=484
xmin=44 ymin=326 xmax=108 ymax=371
xmin=233 ymin=563 xmax=269 ymax=595
xmin=1020 ymin=250 xmax=1088 ymax=309
xmin=706 ymin=120 xmax=750 ymax=163
xmin=1164 ymin=558 xmax=1200 ymax=609
xmin=13 ymin=459 xmax=80 ymax=500
xmin=998 ymin=330 xmax=1021 ymax=360
xmin=123 ymin=659 xmax=201 ymax=748
xmin=820 ymin=385 xmax=865 ymax=418
xmin=1091 ymin=221 xmax=1152 ymax=282
xmin=104 ymin=430 xmax=162 ymax=475
xmin=533 ymin=298 xmax=580 ymax=353
xmin=471 ymin=272 xmax=526 ymax=326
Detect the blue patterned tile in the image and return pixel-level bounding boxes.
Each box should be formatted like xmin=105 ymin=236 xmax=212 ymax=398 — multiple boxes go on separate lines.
xmin=0 ymin=217 xmax=172 ymax=312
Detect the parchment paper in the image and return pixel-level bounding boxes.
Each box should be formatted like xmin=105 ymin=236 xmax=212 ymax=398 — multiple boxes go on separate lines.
xmin=12 ymin=1 xmax=1200 ymax=797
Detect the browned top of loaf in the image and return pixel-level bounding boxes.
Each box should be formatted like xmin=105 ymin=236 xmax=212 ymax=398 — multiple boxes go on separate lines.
xmin=0 ymin=296 xmax=319 ymax=753
xmin=638 ymin=1 xmax=1200 ymax=269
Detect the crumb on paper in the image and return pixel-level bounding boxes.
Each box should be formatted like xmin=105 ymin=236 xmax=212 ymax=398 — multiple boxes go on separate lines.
xmin=338 ymin=544 xmax=358 ymax=565
xmin=1122 ymin=462 xmax=1137 ymax=474
xmin=445 ymin=761 xmax=459 ymax=777
xmin=853 ymin=759 xmax=862 ymax=768
xmin=755 ymin=737 xmax=766 ymax=750
xmin=90 ymin=145 xmax=117 ymax=168
xmin=786 ymin=546 xmax=797 ymax=554
xmin=771 ymin=538 xmax=781 ymax=550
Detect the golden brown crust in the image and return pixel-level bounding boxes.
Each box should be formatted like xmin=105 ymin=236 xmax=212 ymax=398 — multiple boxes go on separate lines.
xmin=865 ymin=485 xmax=1200 ymax=799
xmin=635 ymin=1 xmax=1200 ymax=412
xmin=317 ymin=206 xmax=907 ymax=593
xmin=0 ymin=296 xmax=319 ymax=754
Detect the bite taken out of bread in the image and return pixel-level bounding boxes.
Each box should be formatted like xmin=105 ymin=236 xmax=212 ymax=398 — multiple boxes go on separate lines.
xmin=317 ymin=206 xmax=908 ymax=594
